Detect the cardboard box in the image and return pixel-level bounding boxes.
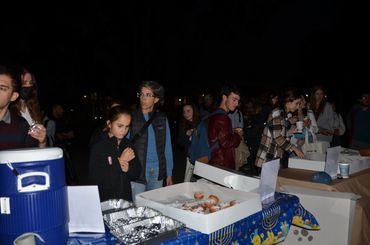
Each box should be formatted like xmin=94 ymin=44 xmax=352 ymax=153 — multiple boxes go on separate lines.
xmin=135 ymin=181 xmax=261 ymax=234
xmin=340 ymin=155 xmax=370 ymax=174
xmin=193 ymin=161 xmax=260 ymax=192
xmin=288 ymin=154 xmax=370 ymax=174
xmin=288 ymin=157 xmax=325 ymax=172
xmin=281 ymin=186 xmax=359 ymax=245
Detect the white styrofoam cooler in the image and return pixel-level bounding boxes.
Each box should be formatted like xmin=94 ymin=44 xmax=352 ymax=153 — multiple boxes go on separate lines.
xmin=135 ymin=181 xmax=261 ymax=234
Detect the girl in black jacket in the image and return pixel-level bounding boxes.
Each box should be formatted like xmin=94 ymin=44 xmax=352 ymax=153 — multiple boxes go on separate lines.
xmin=89 ymin=106 xmax=141 ymax=201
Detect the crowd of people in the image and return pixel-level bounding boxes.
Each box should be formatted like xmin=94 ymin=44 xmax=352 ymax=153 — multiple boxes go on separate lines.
xmin=1 ymin=64 xmax=370 ymax=202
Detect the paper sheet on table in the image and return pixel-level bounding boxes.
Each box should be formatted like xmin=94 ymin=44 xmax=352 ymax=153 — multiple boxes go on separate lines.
xmin=259 ymin=159 xmax=280 ymax=204
xmin=325 ymin=146 xmax=340 ymax=178
xmin=67 ymin=186 xmax=105 ymax=233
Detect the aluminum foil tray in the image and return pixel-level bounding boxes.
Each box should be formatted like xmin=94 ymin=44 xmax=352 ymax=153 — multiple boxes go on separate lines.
xmin=101 ymin=199 xmax=134 ymax=215
xmin=103 ymin=206 xmax=161 ymax=228
xmin=109 ymin=215 xmax=185 ymax=245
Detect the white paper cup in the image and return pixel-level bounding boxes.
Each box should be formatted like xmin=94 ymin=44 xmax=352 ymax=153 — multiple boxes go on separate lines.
xmin=296 ymin=121 xmax=303 ymax=132
xmin=339 ymin=163 xmax=350 ymax=178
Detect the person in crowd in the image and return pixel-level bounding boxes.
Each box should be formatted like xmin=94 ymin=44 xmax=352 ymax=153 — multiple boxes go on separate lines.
xmin=308 ymin=86 xmax=335 ymax=143
xmin=290 ymin=95 xmax=318 ymax=148
xmin=242 ymin=97 xmax=267 ymax=174
xmin=89 ymin=98 xmax=122 ymax=148
xmin=228 ymin=106 xmax=244 ymax=130
xmin=10 ymin=68 xmax=42 ymax=125
xmin=130 ymin=80 xmax=174 ymax=201
xmin=286 ymin=112 xmax=300 ymax=138
xmin=244 ymin=90 xmax=280 ymax=168
xmin=199 ymin=93 xmax=216 ymax=119
xmin=52 ymin=102 xmax=77 ymax=184
xmin=299 ymin=95 xmax=319 ymax=134
xmin=208 ymin=83 xmax=243 ymax=169
xmin=255 ymin=89 xmax=305 ymax=169
xmin=347 ymin=92 xmax=370 ymax=150
xmin=13 ymin=68 xmax=55 ymax=148
xmin=0 ymin=65 xmax=47 ymax=150
xmin=52 ymin=103 xmax=75 ymax=149
xmin=42 ymin=107 xmax=56 ymax=147
xmin=228 ymin=105 xmax=250 ymax=170
xmin=264 ymin=90 xmax=280 ymax=114
xmin=330 ymin=101 xmax=346 ymax=147
xmin=89 ymin=105 xmax=141 ymax=201
xmin=177 ymin=103 xmax=200 ymax=182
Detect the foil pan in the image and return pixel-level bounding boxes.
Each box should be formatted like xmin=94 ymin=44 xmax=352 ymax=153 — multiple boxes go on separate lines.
xmin=104 ymin=207 xmax=161 ymax=228
xmin=110 ymin=215 xmax=185 ymax=244
xmin=101 ymin=199 xmax=134 ymax=214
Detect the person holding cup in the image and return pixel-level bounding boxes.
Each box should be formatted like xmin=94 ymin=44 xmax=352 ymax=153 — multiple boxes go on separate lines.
xmin=296 ymin=121 xmax=304 ymax=133
xmin=255 ymin=88 xmax=305 ymax=170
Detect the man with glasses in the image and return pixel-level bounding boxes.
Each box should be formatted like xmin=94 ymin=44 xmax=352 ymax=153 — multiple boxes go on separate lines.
xmin=130 ymin=80 xmax=174 ymax=202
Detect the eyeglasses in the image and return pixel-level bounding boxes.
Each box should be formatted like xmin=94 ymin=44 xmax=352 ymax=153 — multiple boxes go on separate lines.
xmin=137 ymin=92 xmax=155 ymax=98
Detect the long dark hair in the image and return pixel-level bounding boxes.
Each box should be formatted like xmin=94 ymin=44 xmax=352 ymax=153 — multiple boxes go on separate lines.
xmin=179 ymin=103 xmax=200 ymax=131
xmin=11 ymin=68 xmax=42 ymax=123
xmin=103 ymin=105 xmax=132 ymax=133
xmin=280 ymin=88 xmax=301 ymax=113
xmin=0 ymin=65 xmax=20 ymax=92
xmin=310 ymin=85 xmax=326 ymax=119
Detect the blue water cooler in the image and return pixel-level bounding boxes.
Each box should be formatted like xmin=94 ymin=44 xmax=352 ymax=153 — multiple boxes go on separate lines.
xmin=0 ymin=147 xmax=69 ymax=244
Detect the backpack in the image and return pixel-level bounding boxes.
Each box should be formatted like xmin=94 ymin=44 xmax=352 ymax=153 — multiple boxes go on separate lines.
xmin=188 ymin=109 xmax=226 ymax=164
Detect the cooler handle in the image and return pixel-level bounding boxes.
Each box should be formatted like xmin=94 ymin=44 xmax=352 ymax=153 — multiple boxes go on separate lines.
xmin=13 ymin=232 xmax=46 ymax=245
xmin=17 ymin=172 xmax=50 ymax=193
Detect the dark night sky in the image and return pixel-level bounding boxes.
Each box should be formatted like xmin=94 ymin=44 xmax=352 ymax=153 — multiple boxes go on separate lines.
xmin=1 ymin=1 xmax=368 ymax=108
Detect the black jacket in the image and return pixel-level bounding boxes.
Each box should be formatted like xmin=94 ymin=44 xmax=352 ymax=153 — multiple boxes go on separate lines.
xmin=130 ymin=110 xmax=167 ymax=183
xmin=88 ymin=133 xmax=141 ymax=201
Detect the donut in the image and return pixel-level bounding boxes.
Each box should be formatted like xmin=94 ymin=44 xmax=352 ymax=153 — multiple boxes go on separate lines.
xmin=209 ymin=205 xmax=220 ymax=213
xmin=194 ymin=191 xmax=204 ymax=200
xmin=220 ymin=203 xmax=231 ymax=209
xmin=183 ymin=202 xmax=198 ymax=209
xmin=230 ymin=200 xmax=240 ymax=206
xmin=202 ymin=200 xmax=214 ymax=208
xmin=208 ymin=195 xmax=220 ymax=205
xmin=191 ymin=206 xmax=204 ymax=213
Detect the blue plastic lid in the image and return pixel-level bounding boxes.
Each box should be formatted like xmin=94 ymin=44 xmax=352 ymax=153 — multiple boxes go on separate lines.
xmin=311 ymin=171 xmax=332 ymax=184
